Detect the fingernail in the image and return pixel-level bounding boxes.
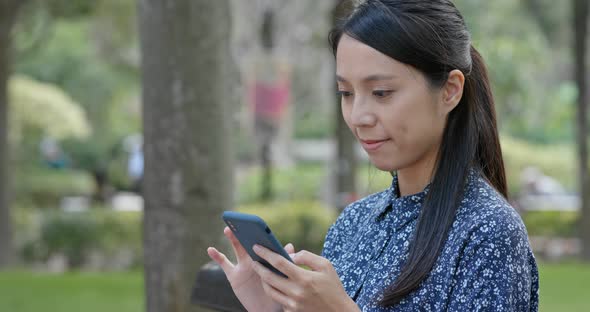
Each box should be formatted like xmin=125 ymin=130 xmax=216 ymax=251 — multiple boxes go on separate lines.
xmin=253 ymin=245 xmax=261 ymax=252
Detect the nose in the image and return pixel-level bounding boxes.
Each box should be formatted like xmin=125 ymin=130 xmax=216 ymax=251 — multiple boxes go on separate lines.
xmin=350 ymin=97 xmax=377 ymax=128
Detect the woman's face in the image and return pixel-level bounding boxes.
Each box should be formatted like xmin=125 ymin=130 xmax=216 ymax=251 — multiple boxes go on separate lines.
xmin=336 ymin=34 xmax=456 ymax=172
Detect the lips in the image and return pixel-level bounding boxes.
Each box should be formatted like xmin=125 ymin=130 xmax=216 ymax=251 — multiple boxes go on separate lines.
xmin=359 ymin=138 xmax=389 ymax=151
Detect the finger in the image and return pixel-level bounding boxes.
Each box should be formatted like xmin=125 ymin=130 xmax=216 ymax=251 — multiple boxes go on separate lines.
xmin=253 ymin=244 xmax=299 ymax=278
xmin=223 ymin=227 xmax=249 ymax=261
xmin=292 ymin=250 xmax=330 ymax=272
xmin=252 ymin=261 xmax=297 ymax=298
xmin=207 ymin=247 xmax=235 ymax=274
xmin=260 ymin=280 xmax=294 ymax=310
xmin=284 ymin=243 xmax=295 ymax=254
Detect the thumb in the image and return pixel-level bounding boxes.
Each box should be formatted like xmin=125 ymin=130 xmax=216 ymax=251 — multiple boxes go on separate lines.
xmin=292 ymin=250 xmax=328 ymax=271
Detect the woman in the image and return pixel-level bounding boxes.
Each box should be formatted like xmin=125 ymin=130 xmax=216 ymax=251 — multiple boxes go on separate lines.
xmin=207 ymin=0 xmax=539 ymax=311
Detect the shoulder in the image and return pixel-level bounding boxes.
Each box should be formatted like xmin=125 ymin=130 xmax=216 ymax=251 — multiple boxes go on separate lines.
xmin=453 ymin=173 xmax=531 ymax=255
xmin=446 ymin=173 xmax=539 ymax=310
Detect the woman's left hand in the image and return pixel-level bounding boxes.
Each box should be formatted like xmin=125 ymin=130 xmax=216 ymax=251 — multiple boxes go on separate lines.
xmin=252 ymin=244 xmax=360 ymax=312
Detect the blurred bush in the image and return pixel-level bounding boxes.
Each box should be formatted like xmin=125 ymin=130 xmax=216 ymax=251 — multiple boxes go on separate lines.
xmin=294 ymin=111 xmax=333 ymax=139
xmin=15 ymin=168 xmax=94 ymax=207
xmin=9 ymin=75 xmax=91 ymax=144
xmin=239 ymin=201 xmax=337 ymax=255
xmin=16 ymin=208 xmax=141 ymax=270
xmin=15 ymin=202 xmax=334 ymax=271
xmin=523 ymin=211 xmax=579 ymax=238
xmin=13 ymin=200 xmax=579 ymax=271
xmin=38 ymin=213 xmax=100 ymax=268
xmin=501 ymin=136 xmax=575 ymax=195
xmin=107 ymin=153 xmax=133 ymax=191
xmin=237 ymin=165 xmax=325 ymax=204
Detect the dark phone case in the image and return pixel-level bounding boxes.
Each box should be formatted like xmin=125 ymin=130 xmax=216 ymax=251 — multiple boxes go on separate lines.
xmin=222 ymin=211 xmax=293 ymax=278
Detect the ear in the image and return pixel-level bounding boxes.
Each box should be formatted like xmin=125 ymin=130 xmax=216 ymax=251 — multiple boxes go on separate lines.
xmin=439 ymin=69 xmax=465 ymax=115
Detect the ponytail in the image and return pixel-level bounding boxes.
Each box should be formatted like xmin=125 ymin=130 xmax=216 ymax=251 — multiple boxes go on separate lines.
xmin=467 ymin=46 xmax=507 ymax=197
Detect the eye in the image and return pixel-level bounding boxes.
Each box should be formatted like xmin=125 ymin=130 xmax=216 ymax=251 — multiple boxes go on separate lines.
xmin=336 ymin=90 xmax=353 ymax=98
xmin=372 ymin=90 xmax=393 ymax=98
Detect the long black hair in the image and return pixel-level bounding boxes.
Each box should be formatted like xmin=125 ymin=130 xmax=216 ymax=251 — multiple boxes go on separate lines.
xmin=329 ymin=0 xmax=507 ymax=306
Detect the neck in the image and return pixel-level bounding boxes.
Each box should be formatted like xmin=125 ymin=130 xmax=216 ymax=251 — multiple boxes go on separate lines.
xmin=396 ymin=148 xmax=439 ymax=197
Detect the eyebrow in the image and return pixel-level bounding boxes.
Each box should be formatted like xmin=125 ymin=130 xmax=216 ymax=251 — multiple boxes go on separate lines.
xmin=336 ymin=74 xmax=398 ymax=83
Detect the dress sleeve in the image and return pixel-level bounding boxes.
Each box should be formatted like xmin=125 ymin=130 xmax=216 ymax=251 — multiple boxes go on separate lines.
xmin=447 ymin=213 xmax=539 ymax=312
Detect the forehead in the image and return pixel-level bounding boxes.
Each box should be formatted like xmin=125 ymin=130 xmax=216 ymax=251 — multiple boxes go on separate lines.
xmin=336 ymin=34 xmax=413 ymax=81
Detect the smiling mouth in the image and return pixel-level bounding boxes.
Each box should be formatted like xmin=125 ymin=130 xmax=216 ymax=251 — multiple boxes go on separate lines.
xmin=359 ymin=139 xmax=390 ymax=151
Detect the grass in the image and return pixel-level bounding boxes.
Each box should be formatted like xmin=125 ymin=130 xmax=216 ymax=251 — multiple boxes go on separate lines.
xmin=538 ymin=262 xmax=590 ymax=312
xmin=0 ymin=270 xmax=143 ymax=312
xmin=0 ymin=262 xmax=588 ymax=311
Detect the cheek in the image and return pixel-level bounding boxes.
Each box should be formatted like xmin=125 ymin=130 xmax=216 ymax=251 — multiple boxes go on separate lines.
xmin=405 ymin=113 xmax=445 ymax=151
xmin=386 ymin=97 xmax=442 ymax=145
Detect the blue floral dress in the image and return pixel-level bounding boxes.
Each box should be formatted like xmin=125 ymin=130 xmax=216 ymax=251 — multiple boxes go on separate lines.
xmin=322 ymin=169 xmax=539 ymax=311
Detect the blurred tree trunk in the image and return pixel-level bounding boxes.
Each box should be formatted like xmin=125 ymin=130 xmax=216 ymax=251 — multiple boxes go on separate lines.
xmin=332 ymin=0 xmax=357 ymax=212
xmin=138 ymin=0 xmax=234 ymax=311
xmin=0 ymin=0 xmax=22 ymax=268
xmin=573 ymin=0 xmax=590 ymax=261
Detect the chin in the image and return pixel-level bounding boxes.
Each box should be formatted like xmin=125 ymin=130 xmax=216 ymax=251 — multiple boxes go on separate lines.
xmin=370 ymin=158 xmax=400 ymax=172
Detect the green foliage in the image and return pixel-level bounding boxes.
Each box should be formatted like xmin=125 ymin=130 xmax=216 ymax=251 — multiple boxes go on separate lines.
xmin=294 ymin=111 xmax=334 ymax=139
xmin=454 ymin=0 xmax=575 ymax=143
xmin=15 ymin=20 xmax=119 ymax=121
xmin=16 ymin=208 xmax=142 ymax=269
xmin=45 ymin=0 xmax=99 ymax=18
xmin=237 ymin=164 xmax=326 ymax=204
xmin=38 ymin=213 xmax=100 ymax=267
xmin=14 ymin=168 xmax=94 ymax=207
xmin=9 ymin=75 xmax=91 ymax=142
xmin=106 ymin=150 xmax=134 ymax=191
xmin=92 ymin=0 xmax=138 ymax=69
xmin=523 ymin=211 xmax=579 ymax=237
xmin=14 ymin=17 xmax=140 ymax=173
xmin=93 ymin=210 xmax=141 ymax=256
xmin=60 ymin=136 xmax=122 ymax=173
xmin=239 ymin=201 xmax=337 ymax=254
xmin=236 ymin=164 xmax=391 ymax=206
xmin=500 ymin=136 xmax=575 ymax=195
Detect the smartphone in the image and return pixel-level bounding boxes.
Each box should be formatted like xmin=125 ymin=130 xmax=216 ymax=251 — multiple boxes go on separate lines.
xmin=222 ymin=211 xmax=293 ymax=278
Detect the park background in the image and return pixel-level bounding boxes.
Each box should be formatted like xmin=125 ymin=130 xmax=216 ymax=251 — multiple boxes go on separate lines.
xmin=0 ymin=0 xmax=589 ymax=311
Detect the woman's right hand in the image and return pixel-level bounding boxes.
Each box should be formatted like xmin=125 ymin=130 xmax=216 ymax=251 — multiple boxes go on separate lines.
xmin=207 ymin=226 xmax=295 ymax=312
